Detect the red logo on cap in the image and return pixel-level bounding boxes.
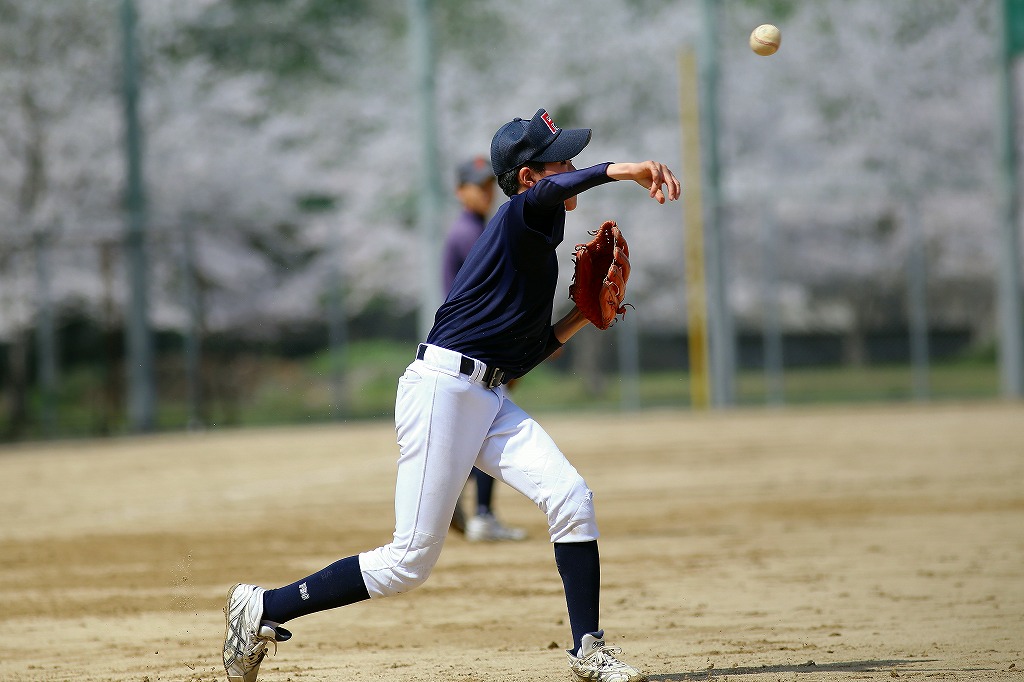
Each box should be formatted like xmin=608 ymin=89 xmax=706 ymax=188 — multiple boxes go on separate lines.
xmin=541 ymin=111 xmax=559 ymax=134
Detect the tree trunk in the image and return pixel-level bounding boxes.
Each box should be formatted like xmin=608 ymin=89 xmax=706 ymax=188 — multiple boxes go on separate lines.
xmin=5 ymin=330 xmax=30 ymax=440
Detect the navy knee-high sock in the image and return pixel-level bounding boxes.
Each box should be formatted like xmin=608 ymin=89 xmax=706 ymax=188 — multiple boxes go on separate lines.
xmin=261 ymin=555 xmax=369 ymax=625
xmin=554 ymin=540 xmax=600 ymax=654
xmin=473 ymin=467 xmax=495 ymax=515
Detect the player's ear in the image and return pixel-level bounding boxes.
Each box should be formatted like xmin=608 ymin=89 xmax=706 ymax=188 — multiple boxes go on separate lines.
xmin=518 ymin=165 xmax=536 ymax=190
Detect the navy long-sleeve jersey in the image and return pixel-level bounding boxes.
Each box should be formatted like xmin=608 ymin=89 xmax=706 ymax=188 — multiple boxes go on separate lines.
xmin=426 ymin=163 xmax=615 ymax=381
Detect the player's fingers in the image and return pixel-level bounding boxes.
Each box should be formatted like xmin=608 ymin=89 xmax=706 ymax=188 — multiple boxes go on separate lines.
xmin=665 ymin=168 xmax=681 ymax=201
xmin=651 ymin=162 xmax=675 ymax=203
xmin=651 ymin=162 xmax=680 ymax=202
xmin=647 ymin=161 xmax=663 ymax=199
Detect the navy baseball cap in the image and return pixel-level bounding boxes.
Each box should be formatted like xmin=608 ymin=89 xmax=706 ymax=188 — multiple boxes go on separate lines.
xmin=490 ymin=108 xmax=592 ymax=176
xmin=456 ymin=155 xmax=494 ymax=187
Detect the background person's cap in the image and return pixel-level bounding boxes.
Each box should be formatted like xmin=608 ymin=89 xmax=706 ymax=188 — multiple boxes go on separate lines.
xmin=456 ymin=156 xmax=495 ymax=187
xmin=489 ymin=108 xmax=592 ymax=177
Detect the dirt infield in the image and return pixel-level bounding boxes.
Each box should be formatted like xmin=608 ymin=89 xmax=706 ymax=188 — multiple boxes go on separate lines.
xmin=1 ymin=402 xmax=1022 ymax=682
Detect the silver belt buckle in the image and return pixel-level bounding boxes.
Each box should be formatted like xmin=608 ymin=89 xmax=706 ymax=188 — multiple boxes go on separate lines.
xmin=486 ymin=368 xmax=504 ymax=389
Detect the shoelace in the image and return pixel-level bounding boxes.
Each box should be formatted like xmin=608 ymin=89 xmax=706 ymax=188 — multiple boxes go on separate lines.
xmin=242 ymin=629 xmax=279 ymax=667
xmin=587 ymin=644 xmax=628 ymax=670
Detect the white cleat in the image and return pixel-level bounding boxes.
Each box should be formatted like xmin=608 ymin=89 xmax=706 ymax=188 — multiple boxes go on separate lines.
xmin=567 ymin=631 xmax=647 ymax=682
xmin=465 ymin=512 xmax=527 ymax=542
xmin=222 ymin=583 xmax=292 ymax=682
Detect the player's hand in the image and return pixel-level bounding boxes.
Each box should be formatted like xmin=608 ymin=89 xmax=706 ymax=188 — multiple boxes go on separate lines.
xmin=606 ymin=160 xmax=679 ymax=202
xmin=635 ymin=161 xmax=680 ymax=204
xmin=607 ymin=161 xmax=681 ymax=204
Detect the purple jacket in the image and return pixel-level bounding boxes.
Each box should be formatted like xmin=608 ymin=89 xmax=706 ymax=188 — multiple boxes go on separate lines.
xmin=442 ymin=208 xmax=487 ymax=295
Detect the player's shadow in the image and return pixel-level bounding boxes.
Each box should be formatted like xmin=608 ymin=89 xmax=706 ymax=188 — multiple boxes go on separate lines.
xmin=648 ymin=658 xmax=944 ymax=680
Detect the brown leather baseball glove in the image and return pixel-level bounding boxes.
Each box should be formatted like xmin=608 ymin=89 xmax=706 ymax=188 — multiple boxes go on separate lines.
xmin=568 ymin=220 xmax=631 ymax=330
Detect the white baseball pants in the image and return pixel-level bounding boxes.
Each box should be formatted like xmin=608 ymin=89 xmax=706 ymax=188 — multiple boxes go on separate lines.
xmin=358 ymin=344 xmax=599 ymax=598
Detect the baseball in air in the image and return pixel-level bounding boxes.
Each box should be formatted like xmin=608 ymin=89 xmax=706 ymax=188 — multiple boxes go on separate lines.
xmin=750 ymin=24 xmax=781 ymax=56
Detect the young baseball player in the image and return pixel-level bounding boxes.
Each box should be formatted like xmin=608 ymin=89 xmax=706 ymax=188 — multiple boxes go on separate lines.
xmin=222 ymin=108 xmax=680 ymax=682
xmin=443 ymin=155 xmax=527 ymax=542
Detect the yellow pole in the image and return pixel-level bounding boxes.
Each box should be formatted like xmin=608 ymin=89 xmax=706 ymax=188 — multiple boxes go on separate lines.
xmin=678 ymin=48 xmax=711 ymax=409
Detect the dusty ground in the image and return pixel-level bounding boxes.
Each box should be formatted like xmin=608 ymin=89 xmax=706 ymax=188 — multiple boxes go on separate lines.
xmin=1 ymin=402 xmax=1022 ymax=682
